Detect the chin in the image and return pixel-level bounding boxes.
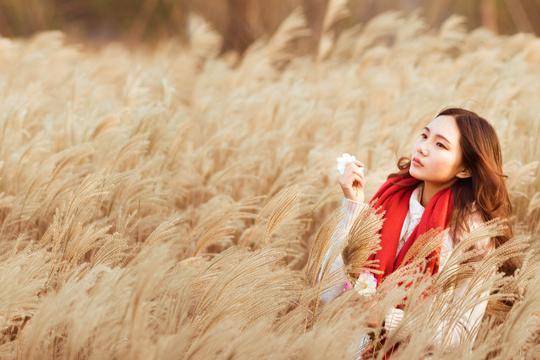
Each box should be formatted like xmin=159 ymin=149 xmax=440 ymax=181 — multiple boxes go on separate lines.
xmin=410 ymin=169 xmax=450 ymax=185
xmin=408 ymin=167 xmax=425 ymax=180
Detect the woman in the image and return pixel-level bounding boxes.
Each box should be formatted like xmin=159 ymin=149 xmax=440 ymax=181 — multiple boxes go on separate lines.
xmin=318 ymin=107 xmax=516 ymax=355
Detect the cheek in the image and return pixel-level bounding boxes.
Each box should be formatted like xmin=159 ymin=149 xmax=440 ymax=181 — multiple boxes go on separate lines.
xmin=428 ymin=152 xmax=459 ymax=177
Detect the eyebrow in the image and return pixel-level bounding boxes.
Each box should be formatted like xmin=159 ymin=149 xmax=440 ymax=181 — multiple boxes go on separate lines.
xmin=423 ymin=126 xmax=452 ymax=146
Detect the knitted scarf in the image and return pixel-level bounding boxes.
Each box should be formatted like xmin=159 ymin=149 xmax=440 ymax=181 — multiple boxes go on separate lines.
xmin=367 ymin=174 xmax=454 ymax=286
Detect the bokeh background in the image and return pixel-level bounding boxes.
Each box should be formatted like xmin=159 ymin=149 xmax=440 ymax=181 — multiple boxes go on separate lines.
xmin=2 ymin=0 xmax=540 ymax=50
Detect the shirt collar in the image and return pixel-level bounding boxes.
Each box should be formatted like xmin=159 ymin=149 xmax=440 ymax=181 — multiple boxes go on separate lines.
xmin=409 ymin=183 xmax=425 ymax=218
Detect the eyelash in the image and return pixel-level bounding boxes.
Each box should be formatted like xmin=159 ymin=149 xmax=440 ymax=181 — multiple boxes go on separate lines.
xmin=420 ymin=133 xmax=447 ymax=149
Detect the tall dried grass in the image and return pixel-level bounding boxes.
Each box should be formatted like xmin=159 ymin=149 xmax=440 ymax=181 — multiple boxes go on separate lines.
xmin=0 ymin=9 xmax=538 ymax=360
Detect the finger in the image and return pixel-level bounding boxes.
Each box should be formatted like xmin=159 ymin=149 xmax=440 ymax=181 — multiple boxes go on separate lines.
xmin=354 ymin=160 xmax=365 ymax=167
xmin=347 ymin=164 xmax=365 ymax=177
xmin=345 ymin=162 xmax=363 ymax=172
xmin=352 ymin=174 xmax=364 ymax=187
xmin=351 ymin=169 xmax=365 ymax=178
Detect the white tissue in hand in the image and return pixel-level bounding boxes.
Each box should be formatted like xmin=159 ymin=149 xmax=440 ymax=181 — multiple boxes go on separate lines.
xmin=354 ymin=271 xmax=377 ymax=297
xmin=337 ymin=153 xmax=363 ymax=175
xmin=336 ymin=153 xmax=355 ymax=174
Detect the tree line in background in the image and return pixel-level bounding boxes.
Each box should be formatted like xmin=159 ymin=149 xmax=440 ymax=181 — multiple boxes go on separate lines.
xmin=1 ymin=0 xmax=540 ymax=54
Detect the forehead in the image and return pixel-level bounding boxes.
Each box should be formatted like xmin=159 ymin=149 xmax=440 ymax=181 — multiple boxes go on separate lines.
xmin=425 ymin=115 xmax=460 ymax=143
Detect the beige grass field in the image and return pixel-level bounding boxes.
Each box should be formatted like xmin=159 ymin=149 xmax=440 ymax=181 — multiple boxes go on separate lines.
xmin=0 ymin=8 xmax=539 ymax=360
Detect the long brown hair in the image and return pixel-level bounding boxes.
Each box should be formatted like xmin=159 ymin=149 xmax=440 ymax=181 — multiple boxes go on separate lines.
xmin=388 ymin=107 xmax=519 ymax=276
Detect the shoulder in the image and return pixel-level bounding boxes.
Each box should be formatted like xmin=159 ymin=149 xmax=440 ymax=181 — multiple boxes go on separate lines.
xmin=466 ymin=204 xmax=494 ymax=252
xmin=440 ymin=206 xmax=494 ymax=269
xmin=466 ymin=204 xmax=483 ymax=229
xmin=445 ymin=203 xmax=494 ymax=252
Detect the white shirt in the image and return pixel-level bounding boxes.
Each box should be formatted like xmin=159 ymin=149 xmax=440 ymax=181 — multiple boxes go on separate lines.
xmin=396 ymin=182 xmax=454 ymax=268
xmin=317 ymin=183 xmax=494 ymax=348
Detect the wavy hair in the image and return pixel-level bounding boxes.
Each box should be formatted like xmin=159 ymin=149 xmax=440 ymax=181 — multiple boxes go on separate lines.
xmin=388 ymin=107 xmax=518 ymax=276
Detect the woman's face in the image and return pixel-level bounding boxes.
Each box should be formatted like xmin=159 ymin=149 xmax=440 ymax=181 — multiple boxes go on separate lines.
xmin=409 ymin=115 xmax=469 ymax=184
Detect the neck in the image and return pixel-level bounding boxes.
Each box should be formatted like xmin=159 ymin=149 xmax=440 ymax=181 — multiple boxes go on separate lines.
xmin=420 ymin=179 xmax=456 ymax=207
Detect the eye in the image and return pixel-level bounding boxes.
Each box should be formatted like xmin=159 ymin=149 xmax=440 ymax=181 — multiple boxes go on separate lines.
xmin=436 ymin=142 xmax=447 ymax=149
xmin=420 ymin=133 xmax=447 ymax=149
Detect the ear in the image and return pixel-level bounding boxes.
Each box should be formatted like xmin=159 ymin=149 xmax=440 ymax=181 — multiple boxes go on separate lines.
xmin=456 ymin=168 xmax=471 ymax=179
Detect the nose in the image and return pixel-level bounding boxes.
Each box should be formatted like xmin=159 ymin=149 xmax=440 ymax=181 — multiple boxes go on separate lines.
xmin=417 ymin=142 xmax=428 ymax=156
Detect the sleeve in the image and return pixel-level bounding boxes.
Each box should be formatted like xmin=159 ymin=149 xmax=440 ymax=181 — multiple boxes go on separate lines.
xmin=431 ymin=220 xmax=495 ymax=347
xmin=383 ymin=282 xmax=491 ymax=347
xmin=431 ymin=277 xmax=492 ymax=346
xmin=383 ymin=228 xmax=494 ymax=347
xmin=318 ymin=197 xmax=371 ymax=304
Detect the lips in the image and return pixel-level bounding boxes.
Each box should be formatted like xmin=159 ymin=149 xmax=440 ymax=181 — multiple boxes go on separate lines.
xmin=412 ymin=157 xmax=424 ymax=167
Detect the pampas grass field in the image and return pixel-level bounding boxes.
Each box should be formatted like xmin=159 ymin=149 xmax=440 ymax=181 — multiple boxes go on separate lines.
xmin=0 ymin=7 xmax=539 ymax=360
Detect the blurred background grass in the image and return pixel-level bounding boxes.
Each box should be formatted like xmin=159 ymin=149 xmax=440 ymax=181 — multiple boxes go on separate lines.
xmin=1 ymin=0 xmax=540 ymax=53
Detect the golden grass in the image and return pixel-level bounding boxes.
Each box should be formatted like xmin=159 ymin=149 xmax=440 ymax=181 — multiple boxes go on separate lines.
xmin=0 ymin=9 xmax=538 ymax=360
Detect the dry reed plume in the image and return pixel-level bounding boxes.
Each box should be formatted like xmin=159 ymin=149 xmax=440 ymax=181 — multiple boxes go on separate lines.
xmin=0 ymin=7 xmax=539 ymax=360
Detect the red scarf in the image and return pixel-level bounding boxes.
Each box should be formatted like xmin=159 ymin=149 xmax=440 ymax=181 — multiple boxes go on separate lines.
xmin=366 ymin=174 xmax=454 ymax=286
